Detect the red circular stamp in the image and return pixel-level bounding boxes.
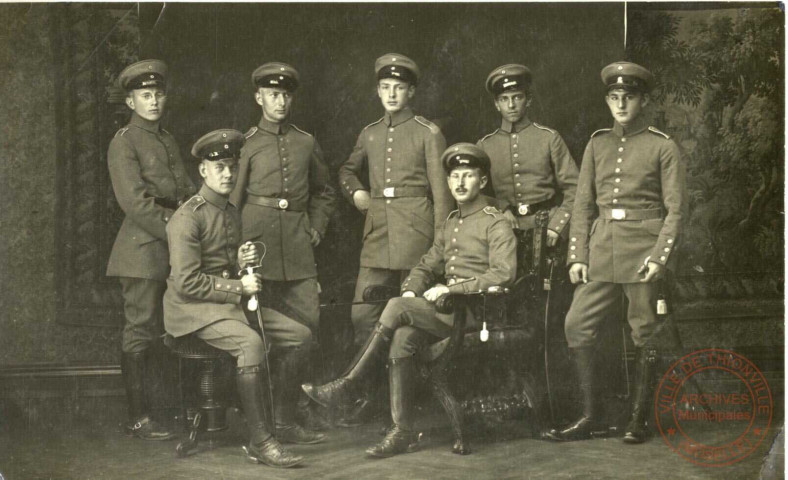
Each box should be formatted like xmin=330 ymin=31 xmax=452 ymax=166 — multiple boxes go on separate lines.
xmin=654 ymin=348 xmax=773 ymax=467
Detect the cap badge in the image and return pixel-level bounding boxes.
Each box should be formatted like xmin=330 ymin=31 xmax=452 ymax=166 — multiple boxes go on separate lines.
xmin=150 ymin=74 xmax=154 ymax=79
xmin=392 ymin=57 xmax=397 ymax=61
xmin=617 ymin=65 xmax=624 ymax=71
xmin=222 ymin=133 xmax=227 ymax=138
xmin=454 ymin=147 xmax=459 ymax=151
xmin=501 ymin=70 xmax=506 ymax=74
xmin=224 ymin=144 xmax=229 ymax=149
xmin=147 ymin=65 xmax=153 ymax=70
xmin=617 ymin=76 xmax=623 ymax=84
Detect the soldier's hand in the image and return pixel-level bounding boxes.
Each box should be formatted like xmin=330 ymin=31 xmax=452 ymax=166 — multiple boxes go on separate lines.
xmin=638 ymin=261 xmax=664 ymax=283
xmin=241 ymin=273 xmax=262 ymax=296
xmin=568 ymin=263 xmax=588 ymax=284
xmin=503 ymin=209 xmax=518 ymax=229
xmin=309 ymin=228 xmax=322 ymax=247
xmin=238 ymin=242 xmax=260 ymax=267
xmin=546 ymin=229 xmax=559 ymax=247
xmin=423 ymin=284 xmax=450 ymax=303
xmin=353 ymin=190 xmax=371 ymax=214
xmin=401 ymin=291 xmax=416 ymax=298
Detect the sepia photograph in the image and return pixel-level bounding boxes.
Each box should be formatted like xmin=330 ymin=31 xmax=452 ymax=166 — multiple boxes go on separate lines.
xmin=0 ymin=2 xmax=783 ymax=479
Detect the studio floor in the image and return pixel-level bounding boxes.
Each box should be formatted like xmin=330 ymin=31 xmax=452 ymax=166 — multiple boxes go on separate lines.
xmin=0 ymin=408 xmax=782 ymax=480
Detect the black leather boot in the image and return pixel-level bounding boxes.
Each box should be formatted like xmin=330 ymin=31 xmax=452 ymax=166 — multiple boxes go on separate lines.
xmin=236 ymin=365 xmax=304 ymax=468
xmin=623 ymin=346 xmax=657 ymax=444
xmin=121 ymin=351 xmax=174 ymax=440
xmin=272 ymin=347 xmax=326 ymax=445
xmin=302 ymin=323 xmax=392 ymax=410
xmin=544 ymin=347 xmax=607 ymax=441
xmin=366 ymin=357 xmax=419 ymax=458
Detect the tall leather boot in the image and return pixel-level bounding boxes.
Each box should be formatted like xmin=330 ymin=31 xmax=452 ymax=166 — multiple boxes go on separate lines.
xmin=121 ymin=351 xmax=174 ymax=440
xmin=302 ymin=323 xmax=392 ymax=409
xmin=623 ymin=346 xmax=657 ymax=444
xmin=236 ymin=365 xmax=304 ymax=468
xmin=272 ymin=347 xmax=326 ymax=445
xmin=296 ymin=343 xmax=331 ymax=432
xmin=366 ymin=357 xmax=419 ymax=458
xmin=545 ymin=347 xmax=607 ymax=441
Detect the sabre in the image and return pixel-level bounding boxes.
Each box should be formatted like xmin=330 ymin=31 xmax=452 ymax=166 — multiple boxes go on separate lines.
xmin=242 ymin=241 xmax=276 ymax=431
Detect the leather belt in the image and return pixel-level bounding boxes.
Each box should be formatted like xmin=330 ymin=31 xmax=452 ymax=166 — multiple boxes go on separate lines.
xmin=370 ymin=186 xmax=429 ymax=198
xmin=246 ymin=194 xmax=299 ymax=211
xmin=513 ymin=196 xmax=556 ymax=216
xmin=204 ymin=268 xmax=233 ymax=279
xmin=600 ymin=207 xmax=663 ymax=221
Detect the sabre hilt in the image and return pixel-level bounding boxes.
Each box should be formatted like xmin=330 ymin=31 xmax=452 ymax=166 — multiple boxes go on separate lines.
xmin=239 ymin=241 xmax=266 ymax=312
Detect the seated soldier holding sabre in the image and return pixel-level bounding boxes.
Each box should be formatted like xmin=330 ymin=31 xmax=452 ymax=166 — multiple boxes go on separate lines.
xmin=163 ymin=129 xmax=320 ymax=468
xmin=302 ymin=143 xmax=517 ymax=458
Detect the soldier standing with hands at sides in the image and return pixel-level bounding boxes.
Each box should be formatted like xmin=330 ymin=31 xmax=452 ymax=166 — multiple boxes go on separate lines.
xmin=305 ymin=143 xmax=517 ymax=457
xmin=478 ymin=63 xmax=578 ymax=245
xmin=106 ymin=59 xmax=196 ymax=440
xmin=164 ymin=129 xmax=313 ymax=468
xmin=231 ymin=62 xmax=335 ymax=436
xmin=337 ymin=53 xmax=453 ymax=422
xmin=545 ymin=62 xmax=686 ymax=444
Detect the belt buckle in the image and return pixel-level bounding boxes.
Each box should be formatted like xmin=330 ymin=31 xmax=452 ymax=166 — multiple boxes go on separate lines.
xmin=383 ymin=187 xmax=395 ymax=198
xmin=517 ymin=204 xmax=530 ymax=216
xmin=612 ymin=208 xmax=626 ymax=220
xmin=278 ymin=199 xmax=289 ymax=210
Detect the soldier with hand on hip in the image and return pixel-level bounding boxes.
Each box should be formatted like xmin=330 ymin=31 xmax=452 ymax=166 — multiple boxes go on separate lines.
xmin=304 ymin=143 xmax=517 ymax=458
xmin=336 ymin=53 xmax=454 ymax=423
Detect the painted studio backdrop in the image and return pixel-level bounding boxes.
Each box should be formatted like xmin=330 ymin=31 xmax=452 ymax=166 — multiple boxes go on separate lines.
xmin=0 ymin=3 xmax=782 ymax=429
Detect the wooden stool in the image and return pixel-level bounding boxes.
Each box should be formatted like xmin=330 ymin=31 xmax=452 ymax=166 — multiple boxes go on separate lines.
xmin=163 ymin=334 xmax=232 ymax=457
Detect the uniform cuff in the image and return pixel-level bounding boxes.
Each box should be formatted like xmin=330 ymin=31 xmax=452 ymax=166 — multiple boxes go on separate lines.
xmin=340 ymin=178 xmax=365 ymax=198
xmin=548 ymin=210 xmax=571 ymax=236
xmin=215 ymin=278 xmax=244 ymax=303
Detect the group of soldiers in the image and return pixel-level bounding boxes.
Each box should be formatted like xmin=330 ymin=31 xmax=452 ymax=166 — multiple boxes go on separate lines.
xmin=106 ymin=53 xmax=686 ymax=468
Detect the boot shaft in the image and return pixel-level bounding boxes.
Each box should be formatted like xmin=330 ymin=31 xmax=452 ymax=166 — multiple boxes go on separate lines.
xmin=236 ymin=365 xmax=274 ymax=445
xmin=342 ymin=323 xmax=393 ymax=383
xmin=389 ymin=356 xmax=417 ymax=431
xmin=121 ymin=351 xmax=148 ymax=420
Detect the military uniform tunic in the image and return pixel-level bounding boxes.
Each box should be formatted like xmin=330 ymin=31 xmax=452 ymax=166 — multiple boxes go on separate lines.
xmin=231 ymin=118 xmax=336 ymax=281
xmin=106 ymin=113 xmax=196 ymax=353
xmin=338 ymin=107 xmax=453 ymax=270
xmin=164 ymin=185 xmax=310 ymax=358
xmin=107 ymin=114 xmax=196 ymax=280
xmin=379 ymin=196 xmax=517 ymax=358
xmin=478 ymin=116 xmax=578 ymax=234
xmin=564 ymin=118 xmax=687 ymax=348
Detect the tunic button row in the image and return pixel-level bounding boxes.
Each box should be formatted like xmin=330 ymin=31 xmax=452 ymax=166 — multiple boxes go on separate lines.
xmin=389 ymin=128 xmax=395 ymax=132
xmin=458 ymin=219 xmax=463 ymax=224
xmin=387 ymin=147 xmax=392 ymax=153
xmin=570 ymin=254 xmax=577 ymax=259
xmin=571 ymin=237 xmax=577 ymax=242
xmin=386 ymin=168 xmax=391 ymax=172
xmin=283 ymin=167 xmax=288 ymax=172
xmin=388 ymin=138 xmax=394 ymax=143
xmin=660 ymin=256 xmax=667 ymax=261
xmin=615 ymin=178 xmax=621 ymax=183
xmin=514 ymin=173 xmax=520 ymax=178
xmin=612 ymin=199 xmax=618 ymax=204
xmin=387 ymin=158 xmax=392 ymax=162
xmin=664 ymin=247 xmax=670 ymax=252
xmin=282 ymin=158 xmax=288 ymax=162
xmin=617 ymin=158 xmax=623 ymax=163
xmin=667 ymin=239 xmax=673 ymax=244
xmin=386 ymin=199 xmax=391 ymax=204
xmin=513 ymin=144 xmax=518 ymax=149
xmin=614 ymin=188 xmax=620 ymax=193
xmin=454 ymin=227 xmax=459 ymax=232
xmin=621 ymin=137 xmax=627 ymax=142
xmin=514 ymin=163 xmax=519 ymax=168
xmin=386 ymin=179 xmax=391 ymax=183
xmin=511 ymin=134 xmax=517 ymax=139
xmin=516 ymin=182 xmax=521 ymax=187
xmin=618 ymin=147 xmax=624 ymax=152
xmin=452 ymin=238 xmax=457 ymax=243
xmin=450 ymin=266 xmax=455 ymax=271
xmin=570 ymin=246 xmax=576 ymax=250
xmin=450 ymin=256 xmax=456 ymax=261
xmin=513 ymin=153 xmax=519 ymax=158
xmin=615 ymin=168 xmax=621 ymax=173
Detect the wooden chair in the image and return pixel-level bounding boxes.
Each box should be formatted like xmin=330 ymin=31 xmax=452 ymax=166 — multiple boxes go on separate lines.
xmin=163 ymin=334 xmax=233 ymax=457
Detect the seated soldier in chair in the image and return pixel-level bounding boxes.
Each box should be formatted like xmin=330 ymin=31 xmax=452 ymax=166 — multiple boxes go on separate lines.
xmin=302 ymin=143 xmax=517 ymax=457
xmin=163 ymin=129 xmax=322 ymax=469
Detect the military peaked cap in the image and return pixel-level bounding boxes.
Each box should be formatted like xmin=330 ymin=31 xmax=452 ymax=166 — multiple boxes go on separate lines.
xmin=191 ymin=129 xmax=245 ymax=161
xmin=601 ymin=61 xmax=654 ymax=93
xmin=442 ymin=143 xmax=491 ymax=174
xmin=119 ymin=59 xmax=168 ymax=91
xmin=375 ymin=53 xmax=420 ymax=85
xmin=485 ymin=64 xmax=532 ymax=95
xmin=252 ymin=62 xmax=300 ymax=91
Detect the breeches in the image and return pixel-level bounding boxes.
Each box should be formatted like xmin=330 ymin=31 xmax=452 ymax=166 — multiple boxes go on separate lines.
xmin=378 ymin=297 xmax=454 ymax=359
xmin=261 ymin=277 xmax=320 ymax=333
xmin=351 ymin=267 xmax=409 ymax=346
xmin=199 ymin=309 xmax=312 ymax=367
xmin=564 ymin=281 xmax=660 ymax=348
xmin=119 ymin=277 xmax=166 ymax=353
